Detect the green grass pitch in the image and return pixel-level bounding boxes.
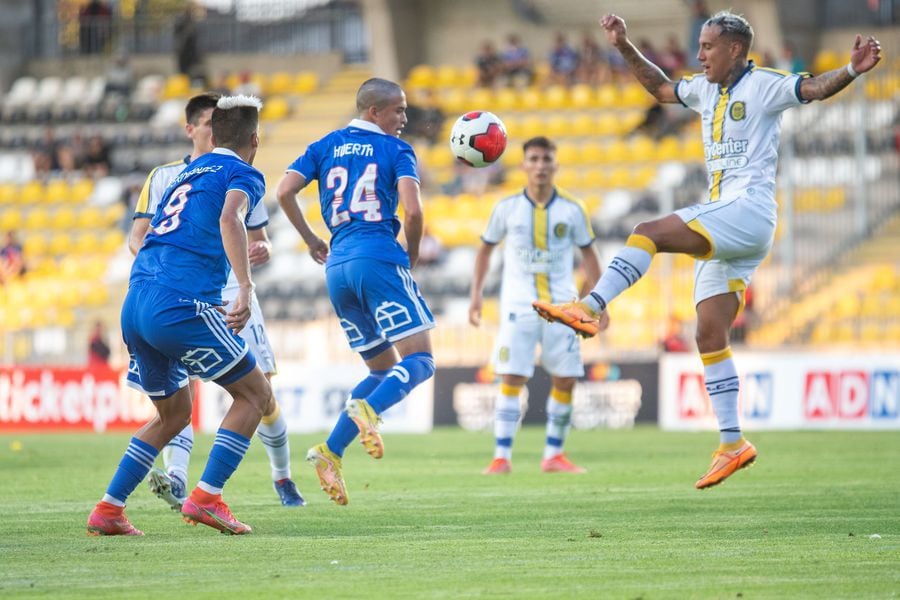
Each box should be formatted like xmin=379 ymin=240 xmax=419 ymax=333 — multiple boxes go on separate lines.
xmin=1 ymin=427 xmax=897 ymax=599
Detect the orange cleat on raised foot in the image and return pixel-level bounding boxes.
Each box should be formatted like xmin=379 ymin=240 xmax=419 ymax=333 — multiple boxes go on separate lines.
xmin=306 ymin=443 xmax=349 ymax=505
xmin=345 ymin=398 xmax=384 ymax=459
xmin=86 ymin=501 xmax=144 ymax=536
xmin=532 ymin=300 xmax=601 ymax=338
xmin=181 ymin=490 xmax=251 ymax=535
xmin=695 ymin=439 xmax=757 ymax=489
xmin=482 ymin=457 xmax=511 ymax=475
xmin=541 ymin=453 xmax=587 ymax=474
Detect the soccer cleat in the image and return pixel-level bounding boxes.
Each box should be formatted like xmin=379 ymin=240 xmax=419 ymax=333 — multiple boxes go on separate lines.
xmin=345 ymin=398 xmax=384 ymax=459
xmin=482 ymin=457 xmax=511 ymax=474
xmin=306 ymin=443 xmax=349 ymax=505
xmin=695 ymin=439 xmax=758 ymax=489
xmin=532 ymin=300 xmax=601 ymax=338
xmin=541 ymin=453 xmax=587 ymax=474
xmin=86 ymin=501 xmax=144 ymax=536
xmin=181 ymin=491 xmax=251 ymax=535
xmin=273 ymin=478 xmax=306 ymax=507
xmin=147 ymin=468 xmax=186 ymax=512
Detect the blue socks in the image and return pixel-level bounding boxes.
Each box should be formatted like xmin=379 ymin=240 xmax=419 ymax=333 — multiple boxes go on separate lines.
xmin=197 ymin=428 xmax=251 ymax=495
xmin=366 ymin=353 xmax=435 ymax=414
xmin=326 ymin=370 xmax=389 ymax=457
xmin=103 ymin=437 xmax=159 ymax=506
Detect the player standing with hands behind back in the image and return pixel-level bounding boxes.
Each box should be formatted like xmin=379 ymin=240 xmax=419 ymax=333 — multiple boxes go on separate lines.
xmin=276 ymin=78 xmax=435 ymax=506
xmin=535 ymin=12 xmax=881 ymax=488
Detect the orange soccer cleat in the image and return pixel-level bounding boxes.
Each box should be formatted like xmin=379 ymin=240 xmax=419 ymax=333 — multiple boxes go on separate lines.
xmin=695 ymin=439 xmax=757 ymax=489
xmin=181 ymin=490 xmax=252 ymax=535
xmin=541 ymin=453 xmax=587 ymax=474
xmin=532 ymin=300 xmax=601 ymax=338
xmin=86 ymin=501 xmax=144 ymax=536
xmin=306 ymin=443 xmax=349 ymax=505
xmin=482 ymin=457 xmax=511 ymax=475
xmin=345 ymin=398 xmax=384 ymax=459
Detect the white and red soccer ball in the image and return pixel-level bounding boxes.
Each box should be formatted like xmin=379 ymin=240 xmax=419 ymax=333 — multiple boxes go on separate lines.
xmin=449 ymin=111 xmax=507 ymax=168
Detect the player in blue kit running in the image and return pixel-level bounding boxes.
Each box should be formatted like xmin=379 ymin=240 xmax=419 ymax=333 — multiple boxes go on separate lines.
xmin=87 ymin=95 xmax=269 ymax=536
xmin=276 ymin=78 xmax=436 ymax=505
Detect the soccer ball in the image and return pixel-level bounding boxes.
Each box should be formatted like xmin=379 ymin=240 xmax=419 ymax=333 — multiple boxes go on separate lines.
xmin=449 ymin=111 xmax=508 ymax=168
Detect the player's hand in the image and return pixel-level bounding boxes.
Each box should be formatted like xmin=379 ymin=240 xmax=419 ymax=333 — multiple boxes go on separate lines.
xmin=850 ymin=34 xmax=882 ymax=75
xmin=468 ymin=300 xmax=482 ymax=327
xmin=307 ymin=236 xmax=329 ymax=265
xmin=248 ymin=240 xmax=272 ymax=266
xmin=224 ymin=286 xmax=252 ymax=334
xmin=599 ymin=14 xmax=627 ymax=47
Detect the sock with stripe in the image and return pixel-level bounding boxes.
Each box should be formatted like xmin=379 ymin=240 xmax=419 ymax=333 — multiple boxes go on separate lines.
xmin=197 ymin=428 xmax=251 ymax=495
xmin=162 ymin=424 xmax=193 ymax=487
xmin=583 ymin=234 xmax=656 ymax=314
xmin=326 ymin=369 xmax=388 ymax=457
xmin=702 ymin=347 xmax=743 ymax=445
xmin=543 ymin=387 xmax=574 ymax=460
xmin=102 ymin=437 xmax=159 ymax=506
xmin=493 ymin=383 xmax=523 ymax=461
xmin=365 ymin=353 xmax=436 ymax=414
xmin=257 ymin=403 xmax=291 ymax=481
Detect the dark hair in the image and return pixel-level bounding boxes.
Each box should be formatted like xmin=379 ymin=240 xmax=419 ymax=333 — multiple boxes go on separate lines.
xmin=211 ymin=103 xmax=259 ymax=149
xmin=356 ymin=77 xmax=403 ymax=112
xmin=705 ymin=11 xmax=754 ymax=55
xmin=523 ymin=136 xmax=556 ymax=153
xmin=185 ymin=92 xmax=221 ymax=125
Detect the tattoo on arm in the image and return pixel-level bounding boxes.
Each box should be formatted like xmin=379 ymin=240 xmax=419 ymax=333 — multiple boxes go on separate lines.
xmin=801 ymin=66 xmax=856 ymax=101
xmin=618 ymin=42 xmax=673 ymax=100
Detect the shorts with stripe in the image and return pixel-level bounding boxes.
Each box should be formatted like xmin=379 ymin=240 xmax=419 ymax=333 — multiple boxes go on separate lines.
xmin=493 ymin=311 xmax=584 ymax=378
xmin=326 ymin=258 xmax=435 ymax=353
xmin=675 ymin=196 xmax=776 ymax=305
xmin=122 ymin=281 xmax=255 ymax=398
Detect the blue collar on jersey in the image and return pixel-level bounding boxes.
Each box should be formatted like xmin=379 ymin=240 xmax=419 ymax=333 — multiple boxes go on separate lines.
xmin=720 ymin=60 xmax=755 ymax=94
xmin=348 ymin=118 xmax=389 ymax=136
xmin=523 ymin=187 xmax=557 ymax=208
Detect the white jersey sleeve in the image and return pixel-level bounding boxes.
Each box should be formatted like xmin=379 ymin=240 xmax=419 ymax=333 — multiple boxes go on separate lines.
xmin=482 ymin=196 xmax=513 ymax=244
xmin=674 ymin=73 xmax=708 ymax=113
xmin=246 ymin=196 xmax=270 ymax=229
xmin=753 ymin=67 xmax=810 ymax=113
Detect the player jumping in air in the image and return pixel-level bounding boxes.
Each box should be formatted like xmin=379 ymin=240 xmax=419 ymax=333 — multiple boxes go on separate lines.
xmin=534 ymin=12 xmax=881 ymax=489
xmin=276 ymin=78 xmax=436 ymax=505
xmin=87 ymin=95 xmax=269 ymax=535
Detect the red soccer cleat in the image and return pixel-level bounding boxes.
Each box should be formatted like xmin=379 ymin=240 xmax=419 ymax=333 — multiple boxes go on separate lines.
xmin=541 ymin=453 xmax=587 ymax=474
xmin=181 ymin=490 xmax=252 ymax=535
xmin=482 ymin=457 xmax=511 ymax=475
xmin=86 ymin=501 xmax=144 ymax=536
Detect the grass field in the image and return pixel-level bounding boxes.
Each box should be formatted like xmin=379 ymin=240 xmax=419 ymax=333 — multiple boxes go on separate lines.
xmin=1 ymin=427 xmax=898 ymax=599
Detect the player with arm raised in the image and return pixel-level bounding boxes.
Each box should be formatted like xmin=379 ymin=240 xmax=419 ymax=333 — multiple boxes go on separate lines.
xmin=129 ymin=93 xmax=304 ymax=509
xmin=534 ymin=12 xmax=881 ymax=489
xmin=276 ymin=77 xmax=435 ymax=506
xmin=87 ymin=95 xmax=269 ymax=536
xmin=469 ymin=136 xmax=605 ymax=475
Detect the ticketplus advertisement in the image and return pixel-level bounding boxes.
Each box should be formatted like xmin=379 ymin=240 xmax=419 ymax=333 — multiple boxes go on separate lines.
xmin=660 ymin=353 xmax=900 ymax=430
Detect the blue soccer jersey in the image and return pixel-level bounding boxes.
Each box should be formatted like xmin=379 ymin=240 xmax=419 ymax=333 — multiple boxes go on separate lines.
xmin=286 ymin=118 xmax=419 ymax=268
xmin=130 ymin=148 xmax=266 ymax=304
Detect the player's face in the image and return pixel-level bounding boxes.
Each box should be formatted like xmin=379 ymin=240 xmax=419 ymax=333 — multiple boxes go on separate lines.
xmin=522 ymin=146 xmax=557 ymax=187
xmin=697 ymin=24 xmax=739 ymax=84
xmin=373 ymin=93 xmax=408 ymax=137
xmin=186 ymin=107 xmax=215 ymax=154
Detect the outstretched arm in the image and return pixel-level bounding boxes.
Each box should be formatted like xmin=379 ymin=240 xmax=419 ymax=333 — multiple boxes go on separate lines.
xmin=800 ymin=34 xmax=882 ymax=101
xmin=600 ymin=14 xmax=679 ymax=104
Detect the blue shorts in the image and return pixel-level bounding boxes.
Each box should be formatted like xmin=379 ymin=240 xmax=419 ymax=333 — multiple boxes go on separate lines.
xmin=121 ymin=281 xmax=255 ymax=398
xmin=326 ymin=258 xmax=435 ymax=354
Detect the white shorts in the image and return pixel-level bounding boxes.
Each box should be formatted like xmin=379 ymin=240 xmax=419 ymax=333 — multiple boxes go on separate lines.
xmin=492 ymin=310 xmax=584 ymax=378
xmin=675 ymin=196 xmax=776 ymax=305
xmin=222 ymin=286 xmax=277 ymax=374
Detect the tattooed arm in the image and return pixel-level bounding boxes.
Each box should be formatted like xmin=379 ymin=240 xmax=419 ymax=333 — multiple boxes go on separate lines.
xmin=800 ymin=34 xmax=882 ymax=102
xmin=600 ymin=14 xmax=679 ymax=104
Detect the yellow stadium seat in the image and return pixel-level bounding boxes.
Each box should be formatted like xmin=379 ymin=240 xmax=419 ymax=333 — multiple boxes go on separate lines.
xmin=631 ymin=166 xmax=657 ymax=188
xmin=580 ymin=169 xmax=607 ymax=189
xmin=493 ymin=88 xmax=519 ymax=112
xmin=48 ymin=232 xmax=72 ymax=255
xmin=502 ymin=115 xmax=521 ymax=138
xmin=266 ymin=72 xmax=293 ymax=96
xmin=0 ymin=207 xmax=23 ymax=230
xmin=0 ymin=182 xmax=16 ymax=205
xmin=628 ymin=135 xmax=656 ymax=162
xmin=608 ymin=167 xmax=631 ymax=188
xmin=519 ymin=87 xmax=542 ymax=111
xmin=500 ymin=143 xmax=524 ymax=167
xmin=655 ymin=136 xmax=681 ymax=161
xmin=518 ymin=115 xmax=544 ymax=139
xmin=100 ymin=229 xmax=125 ymax=253
xmin=163 ymin=74 xmax=191 ymax=99
xmin=50 ymin=206 xmax=77 ymax=230
xmin=407 ymin=64 xmax=436 ymax=88
xmin=467 ymin=88 xmax=494 ymax=111
xmin=69 ymin=178 xmax=94 ymax=204
xmin=543 ymin=85 xmax=569 ymax=110
xmin=580 ymin=141 xmax=605 ymax=164
xmin=555 ymin=142 xmax=580 ymax=165
xmin=426 ymin=144 xmax=454 ymax=169
xmin=434 ymin=65 xmax=464 ymax=88
xmin=681 ymin=136 xmax=705 ymax=161
xmin=440 ymin=87 xmax=468 ymax=114
xmin=555 ymin=169 xmax=580 ymax=190
xmin=103 ymin=203 xmax=126 ymax=227
xmin=505 ymin=170 xmax=527 ymax=188
xmin=292 ymin=71 xmax=319 ymax=95
xmin=74 ymin=232 xmax=100 ymax=255
xmin=595 ymin=84 xmax=621 ymax=108
xmin=261 ymin=96 xmax=290 ymax=121
xmin=77 ymin=206 xmax=103 ymax=229
xmin=45 ymin=179 xmax=69 ymax=204
xmin=605 ymin=139 xmax=628 ymax=163
xmin=24 ymin=207 xmax=50 ymax=230
xmin=570 ymin=84 xmax=595 ymax=109
xmin=595 ymin=113 xmax=621 ymax=137
xmin=545 ymin=115 xmax=569 ymax=138
xmin=812 ymin=49 xmax=840 ymax=74
xmin=458 ymin=65 xmax=478 ymax=88
xmin=570 ymin=114 xmax=595 ymax=138
xmin=19 ymin=181 xmax=45 ymax=205
xmin=22 ymin=233 xmax=48 ymax=257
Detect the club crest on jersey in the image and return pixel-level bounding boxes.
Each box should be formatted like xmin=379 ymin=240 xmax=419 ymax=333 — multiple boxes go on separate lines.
xmin=498 ymin=347 xmax=510 ymax=362
xmin=553 ymin=223 xmax=568 ymax=238
xmin=730 ymin=101 xmax=746 ymax=121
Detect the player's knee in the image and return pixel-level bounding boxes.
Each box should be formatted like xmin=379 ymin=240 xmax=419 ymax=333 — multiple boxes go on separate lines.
xmin=403 ymin=352 xmax=435 ymax=385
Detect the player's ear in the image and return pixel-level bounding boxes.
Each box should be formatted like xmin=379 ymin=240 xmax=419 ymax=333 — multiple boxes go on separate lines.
xmin=366 ymin=104 xmax=379 ymax=120
xmin=251 ymin=131 xmax=259 ymax=149
xmin=210 ymin=132 xmax=218 ymax=148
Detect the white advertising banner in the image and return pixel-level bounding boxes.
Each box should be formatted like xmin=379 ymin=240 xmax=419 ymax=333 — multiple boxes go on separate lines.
xmin=660 ymin=352 xmax=900 ymax=430
xmin=196 ymin=362 xmax=434 ymax=434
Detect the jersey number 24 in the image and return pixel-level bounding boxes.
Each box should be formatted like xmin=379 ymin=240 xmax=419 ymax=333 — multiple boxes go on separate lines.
xmin=326 ymin=164 xmax=382 ymax=227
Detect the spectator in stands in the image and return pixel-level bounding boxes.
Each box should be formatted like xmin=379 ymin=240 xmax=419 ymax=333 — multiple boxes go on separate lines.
xmin=501 ymin=34 xmax=534 ymax=87
xmin=776 ymin=41 xmax=807 ymax=73
xmin=32 ymin=128 xmax=61 ymax=177
xmin=82 ymin=134 xmax=111 ymax=178
xmin=79 ymin=0 xmax=112 ymax=55
xmin=233 ymin=70 xmax=263 ymax=98
xmin=630 ymin=102 xmax=695 ymax=140
xmin=87 ymin=320 xmax=112 ymax=367
xmin=661 ymin=315 xmax=690 ymax=352
xmin=686 ymin=0 xmax=710 ymax=68
xmin=475 ymin=41 xmax=503 ymax=88
xmin=576 ymin=33 xmax=608 ymax=85
xmin=658 ymin=35 xmax=687 ymax=76
xmin=405 ymin=89 xmax=445 ymax=146
xmin=56 ymin=130 xmax=86 ymax=176
xmin=175 ymin=2 xmax=206 ymax=86
xmin=104 ymin=53 xmax=135 ymax=99
xmin=548 ymin=32 xmax=580 ymax=86
xmin=0 ymin=231 xmax=25 ymax=283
